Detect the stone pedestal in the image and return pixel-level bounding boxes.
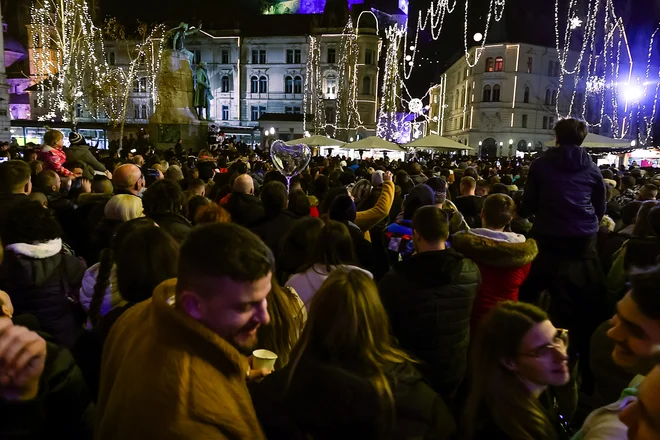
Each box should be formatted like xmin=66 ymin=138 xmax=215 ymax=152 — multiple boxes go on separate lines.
xmin=149 ymin=49 xmax=207 ymax=150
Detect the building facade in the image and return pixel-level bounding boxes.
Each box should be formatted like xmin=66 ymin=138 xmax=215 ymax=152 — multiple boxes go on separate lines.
xmin=428 ymin=43 xmax=589 ymax=156
xmin=60 ymin=13 xmax=381 ymax=143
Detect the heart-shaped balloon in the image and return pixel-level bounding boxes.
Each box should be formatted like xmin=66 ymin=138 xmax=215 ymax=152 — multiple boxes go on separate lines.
xmin=270 ymin=140 xmax=311 ymax=178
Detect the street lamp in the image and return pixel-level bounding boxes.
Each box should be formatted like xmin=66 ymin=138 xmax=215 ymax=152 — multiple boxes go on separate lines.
xmin=269 ymin=127 xmax=275 ymax=135
xmin=631 ymin=140 xmax=637 ymax=147
xmin=349 ymin=137 xmax=354 ymax=142
xmin=508 ymin=139 xmax=514 ymax=145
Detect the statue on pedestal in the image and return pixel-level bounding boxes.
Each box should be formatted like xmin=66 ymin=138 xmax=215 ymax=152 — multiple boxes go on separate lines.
xmin=194 ymin=62 xmax=212 ymax=121
xmin=164 ymin=22 xmax=200 ymax=64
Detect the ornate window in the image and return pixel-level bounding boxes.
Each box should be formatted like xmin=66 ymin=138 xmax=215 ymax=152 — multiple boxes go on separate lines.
xmin=482 ymin=85 xmax=492 ymax=102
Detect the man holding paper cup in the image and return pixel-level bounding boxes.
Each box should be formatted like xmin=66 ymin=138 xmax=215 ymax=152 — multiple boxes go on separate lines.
xmin=96 ymin=224 xmax=275 ymax=440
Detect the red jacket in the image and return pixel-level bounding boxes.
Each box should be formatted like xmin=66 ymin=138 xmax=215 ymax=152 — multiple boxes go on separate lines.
xmin=38 ymin=147 xmax=72 ymax=177
xmin=451 ymin=229 xmax=538 ymax=332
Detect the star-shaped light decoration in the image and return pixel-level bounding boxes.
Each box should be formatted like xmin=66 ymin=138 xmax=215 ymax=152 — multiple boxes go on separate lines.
xmin=569 ymin=17 xmax=583 ymax=30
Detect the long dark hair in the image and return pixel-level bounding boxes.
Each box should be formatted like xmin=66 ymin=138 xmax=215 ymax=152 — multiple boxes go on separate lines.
xmin=287 ymin=269 xmax=414 ymax=435
xmin=278 ymin=217 xmax=324 ymax=279
xmin=463 ymin=301 xmax=556 ymax=440
xmin=115 ymin=226 xmax=179 ymax=303
xmin=297 ymin=220 xmax=357 ymax=274
xmin=88 ymin=218 xmax=157 ymax=326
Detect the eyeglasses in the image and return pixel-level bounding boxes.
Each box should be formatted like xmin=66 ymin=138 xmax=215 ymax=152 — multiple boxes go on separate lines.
xmin=519 ymin=328 xmax=569 ymax=359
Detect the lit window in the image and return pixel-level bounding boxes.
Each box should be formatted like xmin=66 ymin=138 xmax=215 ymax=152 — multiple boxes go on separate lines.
xmin=485 ymin=57 xmax=494 ymax=72
xmin=494 ymin=57 xmax=503 ymax=72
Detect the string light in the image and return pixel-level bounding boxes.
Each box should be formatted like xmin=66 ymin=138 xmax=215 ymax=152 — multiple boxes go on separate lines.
xmin=31 ymin=0 xmax=107 ymax=122
xmin=335 ymin=18 xmax=362 ymax=139
xmin=303 ymin=36 xmax=324 ymax=135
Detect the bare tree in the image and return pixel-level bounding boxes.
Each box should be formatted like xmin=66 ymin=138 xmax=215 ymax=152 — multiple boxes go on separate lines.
xmin=101 ymin=18 xmax=165 ymax=147
xmin=29 ymin=0 xmax=107 ymax=123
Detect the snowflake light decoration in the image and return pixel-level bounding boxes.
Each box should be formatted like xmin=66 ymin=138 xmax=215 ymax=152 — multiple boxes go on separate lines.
xmin=569 ymin=17 xmax=583 ymax=30
xmin=585 ymin=76 xmax=606 ymax=95
xmin=408 ymin=98 xmax=423 ymax=114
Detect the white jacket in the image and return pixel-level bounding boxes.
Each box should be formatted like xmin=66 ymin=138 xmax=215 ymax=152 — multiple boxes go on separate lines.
xmin=79 ymin=262 xmax=126 ymax=318
xmin=285 ymin=264 xmax=373 ymax=310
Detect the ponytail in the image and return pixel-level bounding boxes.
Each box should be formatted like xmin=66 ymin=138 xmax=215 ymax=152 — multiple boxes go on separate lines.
xmin=88 ymin=248 xmax=113 ymax=327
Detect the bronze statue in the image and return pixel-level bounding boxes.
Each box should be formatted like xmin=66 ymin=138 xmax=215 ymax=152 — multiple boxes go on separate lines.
xmin=164 ymin=22 xmax=200 ymax=62
xmin=194 ymin=62 xmax=212 ymax=121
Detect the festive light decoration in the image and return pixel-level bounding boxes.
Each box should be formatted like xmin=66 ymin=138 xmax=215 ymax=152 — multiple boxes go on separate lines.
xmin=377 ymin=25 xmax=405 ymax=140
xmin=408 ymin=98 xmax=423 ymax=114
xmin=552 ymin=0 xmax=651 ymax=142
xmin=401 ymin=0 xmax=507 ymax=79
xmin=569 ymin=17 xmax=583 ymax=30
xmin=303 ymin=36 xmax=325 ymax=135
xmin=335 ymin=19 xmax=362 ymax=138
xmin=30 ymin=0 xmax=108 ymax=123
xmin=102 ymin=19 xmax=165 ymax=144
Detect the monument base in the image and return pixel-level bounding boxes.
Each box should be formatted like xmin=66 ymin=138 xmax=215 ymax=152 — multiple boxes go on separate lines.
xmin=148 ymin=121 xmax=209 ymax=151
xmin=149 ymin=49 xmax=210 ymax=151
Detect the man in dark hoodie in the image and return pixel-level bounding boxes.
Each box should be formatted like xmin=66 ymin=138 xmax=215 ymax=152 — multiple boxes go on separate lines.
xmin=519 ymin=118 xmax=608 ymax=393
xmin=64 ymin=132 xmax=109 ymax=180
xmin=223 ymin=174 xmax=265 ymax=228
xmin=379 ymin=206 xmax=480 ymax=403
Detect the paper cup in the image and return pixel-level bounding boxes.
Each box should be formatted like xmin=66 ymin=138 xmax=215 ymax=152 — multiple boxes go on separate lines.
xmin=252 ymin=349 xmax=278 ymax=370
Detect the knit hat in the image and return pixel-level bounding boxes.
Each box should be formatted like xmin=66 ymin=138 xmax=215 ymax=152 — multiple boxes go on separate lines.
xmin=403 ymin=184 xmax=436 ymax=219
xmin=329 ymin=194 xmax=357 ymax=223
xmin=165 ymin=165 xmax=184 ymax=181
xmin=69 ymin=131 xmax=86 ymax=146
xmin=371 ymin=170 xmax=384 ymax=186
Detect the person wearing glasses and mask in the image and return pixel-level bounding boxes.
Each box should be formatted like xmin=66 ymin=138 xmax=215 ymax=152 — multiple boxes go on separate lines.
xmin=462 ymin=301 xmax=572 ymax=440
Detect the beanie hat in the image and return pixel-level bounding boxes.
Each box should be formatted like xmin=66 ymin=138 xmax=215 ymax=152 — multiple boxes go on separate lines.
xmin=371 ymin=170 xmax=384 ymax=186
xmin=329 ymin=195 xmax=357 ymax=223
xmin=69 ymin=131 xmax=86 ymax=146
xmin=403 ymin=184 xmax=436 ymax=220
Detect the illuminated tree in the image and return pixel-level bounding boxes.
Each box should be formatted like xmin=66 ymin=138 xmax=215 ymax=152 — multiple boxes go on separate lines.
xmin=101 ymin=18 xmax=165 ymax=147
xmin=29 ymin=0 xmax=107 ymax=123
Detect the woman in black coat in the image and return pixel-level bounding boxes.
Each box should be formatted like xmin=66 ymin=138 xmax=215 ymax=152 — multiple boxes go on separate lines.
xmin=0 ymin=202 xmax=86 ymax=347
xmin=251 ymin=269 xmax=456 ymax=440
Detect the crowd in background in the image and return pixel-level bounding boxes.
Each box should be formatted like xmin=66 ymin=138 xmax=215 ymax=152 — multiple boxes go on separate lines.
xmin=0 ymin=118 xmax=659 ymax=440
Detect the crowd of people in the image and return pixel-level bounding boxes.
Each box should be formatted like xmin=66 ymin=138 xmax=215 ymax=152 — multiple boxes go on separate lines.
xmin=0 ymin=118 xmax=659 ymax=440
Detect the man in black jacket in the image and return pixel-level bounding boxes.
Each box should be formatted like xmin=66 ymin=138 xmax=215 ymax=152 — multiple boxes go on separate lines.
xmin=252 ymin=181 xmax=298 ymax=259
xmin=0 ymin=315 xmax=94 ymax=439
xmin=379 ymin=206 xmax=480 ymax=403
xmin=224 ymin=174 xmax=265 ymax=228
xmin=0 ymin=160 xmax=32 ymax=242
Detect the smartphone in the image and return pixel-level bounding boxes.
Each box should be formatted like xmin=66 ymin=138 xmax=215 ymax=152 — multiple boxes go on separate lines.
xmin=0 ymin=157 xmax=8 ymax=163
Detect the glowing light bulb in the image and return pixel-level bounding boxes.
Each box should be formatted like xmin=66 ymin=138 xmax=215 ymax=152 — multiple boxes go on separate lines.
xmin=473 ymin=33 xmax=483 ymax=42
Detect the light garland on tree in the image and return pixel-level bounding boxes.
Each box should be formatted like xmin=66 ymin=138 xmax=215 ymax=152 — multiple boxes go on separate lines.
xmin=335 ymin=19 xmax=362 ymax=139
xmin=31 ymin=0 xmax=108 ymax=123
xmin=303 ymin=36 xmax=325 ymax=135
xmin=377 ymin=24 xmax=405 ymax=140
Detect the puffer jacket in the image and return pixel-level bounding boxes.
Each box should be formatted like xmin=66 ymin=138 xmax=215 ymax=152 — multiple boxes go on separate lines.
xmin=0 ymin=239 xmax=86 ymax=347
xmin=79 ymin=262 xmax=126 ymax=318
xmin=379 ymin=249 xmax=480 ymax=402
xmin=451 ymin=229 xmax=538 ymax=331
xmin=520 ymin=144 xmax=606 ymax=237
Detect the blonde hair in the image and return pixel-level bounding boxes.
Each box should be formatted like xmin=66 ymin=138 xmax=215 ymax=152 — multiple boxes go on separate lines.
xmin=287 ymin=268 xmax=414 ymax=435
xmin=104 ymin=194 xmax=144 ymax=221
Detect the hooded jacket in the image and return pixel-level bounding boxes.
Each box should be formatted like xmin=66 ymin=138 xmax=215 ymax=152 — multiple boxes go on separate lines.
xmin=379 ymin=249 xmax=480 ymax=402
xmin=251 ymin=354 xmax=456 ymax=440
xmin=0 ymin=239 xmax=86 ymax=347
xmin=96 ymin=279 xmax=265 ymax=440
xmin=451 ymin=229 xmax=538 ymax=329
xmin=64 ymin=145 xmax=107 ymax=180
xmin=521 ymin=144 xmax=606 ymax=237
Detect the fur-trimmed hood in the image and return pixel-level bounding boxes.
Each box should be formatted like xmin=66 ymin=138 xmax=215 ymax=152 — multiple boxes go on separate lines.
xmin=451 ymin=229 xmax=538 ymax=268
